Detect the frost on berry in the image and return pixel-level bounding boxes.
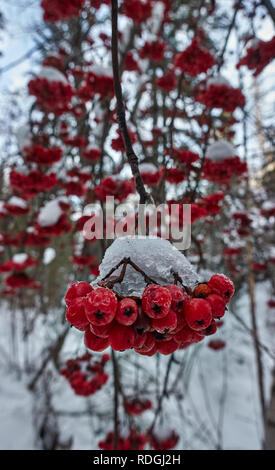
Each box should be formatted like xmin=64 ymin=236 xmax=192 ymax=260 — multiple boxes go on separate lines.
xmin=85 ymin=287 xmax=117 ymax=325
xmin=142 ymin=285 xmax=172 ymax=319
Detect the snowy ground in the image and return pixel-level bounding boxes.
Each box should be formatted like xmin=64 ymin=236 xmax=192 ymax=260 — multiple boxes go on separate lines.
xmin=0 ymin=281 xmax=274 ymax=450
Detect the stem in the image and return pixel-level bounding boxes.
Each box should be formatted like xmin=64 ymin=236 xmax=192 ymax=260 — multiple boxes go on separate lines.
xmin=111 ymin=350 xmax=119 ymax=450
xmin=111 ymin=0 xmax=151 ymax=204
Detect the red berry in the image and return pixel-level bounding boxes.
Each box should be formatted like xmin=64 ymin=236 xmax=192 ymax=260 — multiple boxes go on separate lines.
xmin=134 ymin=310 xmax=151 ymax=335
xmin=90 ymin=321 xmax=114 ymax=338
xmin=142 ymin=285 xmax=172 ymax=319
xmin=133 ymin=331 xmax=148 ymax=349
xmin=184 ymin=298 xmax=212 ymax=331
xmin=165 ymin=285 xmax=190 ymax=313
xmin=109 ymin=324 xmax=135 ymax=351
xmin=201 ymin=320 xmax=217 ymax=336
xmin=173 ymin=312 xmax=187 ymax=333
xmin=116 ymin=298 xmax=138 ymax=326
xmin=157 ymin=339 xmax=178 ymax=355
xmin=85 ymin=288 xmax=117 ymax=325
xmin=137 ymin=343 xmax=158 ymax=356
xmin=206 ymin=294 xmax=226 ymax=318
xmin=208 ymin=274 xmax=234 ymax=303
xmin=84 ymin=329 xmax=110 ymax=352
xmin=65 ymin=281 xmax=93 ymax=305
xmin=208 ymin=339 xmax=226 ymax=351
xmin=174 ymin=326 xmax=204 ymax=344
xmin=65 ymin=297 xmax=89 ymax=330
xmin=193 ymin=283 xmax=212 ymax=298
xmin=135 ymin=333 xmax=155 ymax=353
xmin=151 ymin=309 xmax=177 ymax=333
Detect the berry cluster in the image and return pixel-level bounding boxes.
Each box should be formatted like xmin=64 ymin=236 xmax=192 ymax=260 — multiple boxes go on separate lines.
xmin=60 ymin=352 xmax=109 ymax=396
xmin=98 ymin=428 xmax=149 ymax=450
xmin=65 ymin=273 xmax=234 ymax=356
xmin=174 ymin=38 xmax=215 ymax=76
xmin=196 ymin=83 xmax=245 ymax=112
xmin=237 ymin=36 xmax=275 ymax=76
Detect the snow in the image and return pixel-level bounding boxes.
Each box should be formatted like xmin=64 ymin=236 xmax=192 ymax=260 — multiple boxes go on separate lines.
xmin=15 ymin=124 xmax=31 ymax=150
xmin=90 ymin=64 xmax=113 ymax=77
xmin=12 ymin=253 xmax=28 ymax=264
xmin=37 ymin=198 xmax=66 ymax=227
xmin=38 ymin=66 xmax=68 ymax=84
xmin=7 ymin=196 xmax=27 ymax=208
xmin=147 ymin=1 xmax=165 ymax=37
xmin=207 ymin=75 xmax=231 ymax=87
xmin=43 ymin=248 xmax=56 ymax=265
xmin=96 ymin=236 xmax=200 ymax=296
xmin=206 ymin=140 xmax=236 ymax=161
xmin=139 ymin=163 xmax=158 ymax=174
xmin=0 ymin=201 xmax=7 ymax=214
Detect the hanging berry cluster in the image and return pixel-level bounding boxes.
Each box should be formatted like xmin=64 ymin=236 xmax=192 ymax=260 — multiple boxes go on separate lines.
xmin=65 ymin=262 xmax=234 ymax=356
xmin=60 ymin=352 xmax=109 ymax=396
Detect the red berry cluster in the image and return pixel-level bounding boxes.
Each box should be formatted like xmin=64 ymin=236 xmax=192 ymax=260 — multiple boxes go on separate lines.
xmin=203 ymin=157 xmax=247 ymax=185
xmin=65 ymin=273 xmax=234 ymax=356
xmin=60 ymin=352 xmax=109 ymax=396
xmin=124 ymin=397 xmax=152 ymax=415
xmin=196 ymin=83 xmax=245 ymax=112
xmin=42 ymin=0 xmax=85 ymax=22
xmin=174 ymin=38 xmax=215 ymax=76
xmin=98 ymin=428 xmax=149 ymax=450
xmin=237 ymin=36 xmax=275 ymax=76
xmin=28 ymin=78 xmax=75 ymax=114
xmin=24 ymin=145 xmax=62 ymax=165
xmin=10 ymin=169 xmax=58 ymax=199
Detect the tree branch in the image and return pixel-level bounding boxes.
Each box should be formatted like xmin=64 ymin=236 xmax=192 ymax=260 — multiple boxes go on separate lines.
xmin=111 ymin=0 xmax=151 ymax=204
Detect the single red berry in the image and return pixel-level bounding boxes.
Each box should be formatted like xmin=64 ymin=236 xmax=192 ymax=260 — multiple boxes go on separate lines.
xmin=84 ymin=329 xmax=110 ymax=352
xmin=174 ymin=326 xmax=204 ymax=344
xmin=66 ymin=297 xmax=89 ymax=330
xmin=137 ymin=342 xmax=158 ymax=356
xmin=173 ymin=312 xmax=187 ymax=333
xmin=116 ymin=298 xmax=138 ymax=326
xmin=134 ymin=333 xmax=155 ymax=353
xmin=208 ymin=274 xmax=234 ymax=303
xmin=165 ymin=285 xmax=190 ymax=313
xmin=208 ymin=339 xmax=226 ymax=350
xmin=201 ymin=320 xmax=217 ymax=336
xmin=109 ymin=324 xmax=135 ymax=351
xmin=206 ymin=294 xmax=226 ymax=318
xmin=133 ymin=331 xmax=148 ymax=349
xmin=134 ymin=310 xmax=151 ymax=335
xmin=85 ymin=288 xmax=117 ymax=325
xmin=157 ymin=339 xmax=178 ymax=355
xmin=184 ymin=298 xmax=212 ymax=331
xmin=151 ymin=309 xmax=177 ymax=333
xmin=65 ymin=281 xmax=93 ymax=305
xmin=90 ymin=321 xmax=114 ymax=338
xmin=142 ymin=285 xmax=172 ymax=319
xmin=193 ymin=283 xmax=212 ymax=298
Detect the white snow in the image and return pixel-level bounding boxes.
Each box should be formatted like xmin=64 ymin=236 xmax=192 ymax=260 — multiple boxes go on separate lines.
xmin=207 ymin=75 xmax=231 ymax=87
xmin=43 ymin=248 xmax=56 ymax=265
xmin=139 ymin=163 xmax=158 ymax=174
xmin=90 ymin=64 xmax=113 ymax=77
xmin=15 ymin=124 xmax=31 ymax=150
xmin=96 ymin=236 xmax=200 ymax=296
xmin=12 ymin=253 xmax=28 ymax=264
xmin=7 ymin=196 xmax=27 ymax=208
xmin=37 ymin=199 xmax=65 ymax=227
xmin=206 ymin=140 xmax=236 ymax=161
xmin=38 ymin=66 xmax=68 ymax=84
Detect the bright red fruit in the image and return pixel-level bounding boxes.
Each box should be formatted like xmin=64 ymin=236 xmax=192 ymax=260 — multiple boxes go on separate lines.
xmin=157 ymin=339 xmax=178 ymax=355
xmin=165 ymin=285 xmax=190 ymax=313
xmin=142 ymin=285 xmax=172 ymax=319
xmin=65 ymin=281 xmax=93 ymax=305
xmin=109 ymin=324 xmax=135 ymax=351
xmin=208 ymin=274 xmax=235 ymax=303
xmin=84 ymin=329 xmax=110 ymax=352
xmin=65 ymin=297 xmax=89 ymax=330
xmin=85 ymin=288 xmax=117 ymax=325
xmin=184 ymin=298 xmax=212 ymax=330
xmin=116 ymin=298 xmax=138 ymax=326
xmin=174 ymin=326 xmax=204 ymax=344
xmin=90 ymin=321 xmax=115 ymax=338
xmin=202 ymin=320 xmax=217 ymax=336
xmin=151 ymin=309 xmax=177 ymax=333
xmin=206 ymin=294 xmax=226 ymax=318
